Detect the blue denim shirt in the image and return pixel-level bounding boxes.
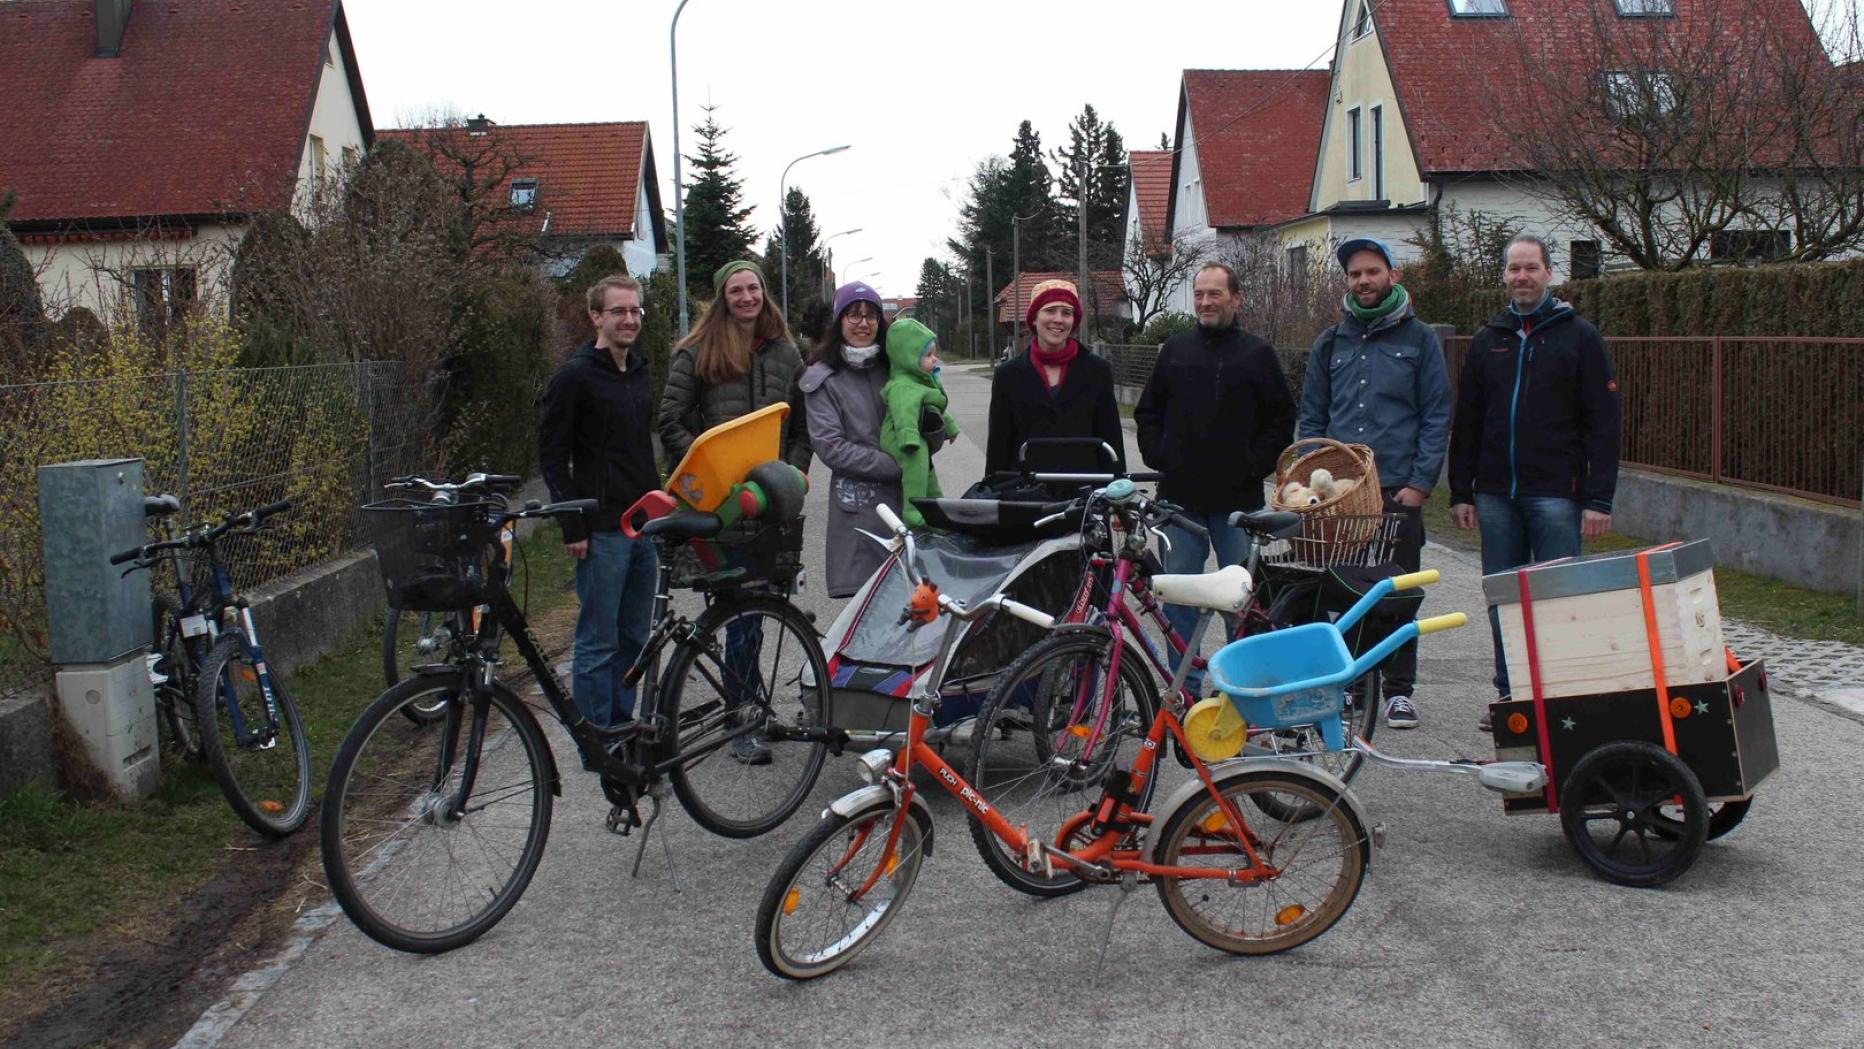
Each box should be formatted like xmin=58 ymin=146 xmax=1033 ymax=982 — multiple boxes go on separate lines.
xmin=1297 ymin=303 xmax=1452 ymax=492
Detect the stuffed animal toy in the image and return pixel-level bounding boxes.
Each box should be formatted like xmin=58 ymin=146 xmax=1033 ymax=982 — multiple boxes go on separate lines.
xmin=1280 ymin=481 xmax=1321 ymax=507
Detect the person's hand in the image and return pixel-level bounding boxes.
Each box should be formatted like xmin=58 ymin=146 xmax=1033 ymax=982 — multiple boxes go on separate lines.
xmin=1394 ymin=486 xmax=1428 ymax=508
xmin=565 ymin=540 xmax=588 ymax=560
xmin=1449 ymin=502 xmax=1476 ymax=530
xmin=1582 ymin=510 xmax=1612 ymax=540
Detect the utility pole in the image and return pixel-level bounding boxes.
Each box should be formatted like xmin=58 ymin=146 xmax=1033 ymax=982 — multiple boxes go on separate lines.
xmin=1011 ymin=218 xmax=1022 ymax=351
xmin=1077 ymin=155 xmax=1090 ymax=330
xmin=984 ymin=247 xmax=995 ymax=359
xmin=670 ymin=0 xmax=692 ymax=336
xmin=962 ymin=264 xmax=973 ymax=360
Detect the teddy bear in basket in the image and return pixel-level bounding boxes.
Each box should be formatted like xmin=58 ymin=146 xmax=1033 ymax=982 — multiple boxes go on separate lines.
xmin=1279 ymin=467 xmax=1359 ymax=509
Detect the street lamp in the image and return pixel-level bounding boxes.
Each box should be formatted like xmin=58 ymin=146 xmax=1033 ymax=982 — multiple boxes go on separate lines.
xmin=779 ymin=144 xmax=852 ymax=327
xmin=670 ymin=0 xmax=693 ymax=335
xmin=821 ymin=228 xmax=862 ymax=292
xmin=1010 ymin=205 xmax=1047 ymax=351
xmin=838 ymin=256 xmax=873 ymax=287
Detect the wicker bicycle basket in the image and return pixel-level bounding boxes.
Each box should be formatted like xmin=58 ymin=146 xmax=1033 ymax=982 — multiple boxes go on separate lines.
xmin=363 ymin=499 xmax=505 ymax=611
xmin=1270 ymin=437 xmax=1383 ymax=557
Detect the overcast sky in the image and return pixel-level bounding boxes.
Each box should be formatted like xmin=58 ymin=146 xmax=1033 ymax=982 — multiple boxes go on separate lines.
xmin=342 ymin=0 xmax=1858 ymax=297
xmin=342 ymin=0 xmax=1343 ymax=295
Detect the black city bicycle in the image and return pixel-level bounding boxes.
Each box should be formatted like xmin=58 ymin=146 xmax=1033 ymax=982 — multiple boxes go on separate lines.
xmin=112 ymin=498 xmax=313 ymax=837
xmin=321 ymin=488 xmax=840 ymax=954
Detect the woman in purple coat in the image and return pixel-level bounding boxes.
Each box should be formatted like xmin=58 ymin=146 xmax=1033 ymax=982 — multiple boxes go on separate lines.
xmin=798 ymin=282 xmax=902 ymax=598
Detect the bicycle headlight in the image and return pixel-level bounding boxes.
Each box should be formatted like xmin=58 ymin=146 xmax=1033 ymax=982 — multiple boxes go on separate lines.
xmin=856 ymin=748 xmax=893 ymax=784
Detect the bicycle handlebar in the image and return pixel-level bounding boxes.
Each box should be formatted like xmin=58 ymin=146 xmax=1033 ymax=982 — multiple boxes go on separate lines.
xmin=110 ymin=497 xmax=296 ymax=568
xmin=388 ymin=473 xmax=524 ymax=494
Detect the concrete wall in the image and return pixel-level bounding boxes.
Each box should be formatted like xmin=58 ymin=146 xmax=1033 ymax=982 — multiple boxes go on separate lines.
xmin=1613 ymin=468 xmax=1859 ymax=597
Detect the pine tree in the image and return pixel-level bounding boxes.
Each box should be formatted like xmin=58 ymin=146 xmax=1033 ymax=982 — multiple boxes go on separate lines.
xmin=681 ymin=104 xmax=757 ymax=301
xmin=759 ymin=185 xmax=825 ymax=329
xmin=1053 ymin=105 xmax=1129 ymax=274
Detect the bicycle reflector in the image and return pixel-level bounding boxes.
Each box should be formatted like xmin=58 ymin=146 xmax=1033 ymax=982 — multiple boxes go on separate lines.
xmin=1183 ymin=697 xmax=1247 ymax=761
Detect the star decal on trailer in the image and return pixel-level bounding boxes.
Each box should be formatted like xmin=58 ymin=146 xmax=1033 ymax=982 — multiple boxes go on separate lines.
xmin=1695 ymin=700 xmax=1710 ymax=715
xmin=1560 ymin=717 xmax=1576 ymax=731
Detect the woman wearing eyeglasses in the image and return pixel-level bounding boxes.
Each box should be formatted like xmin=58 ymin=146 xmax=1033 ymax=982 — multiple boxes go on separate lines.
xmin=797 ymin=282 xmax=899 ymax=598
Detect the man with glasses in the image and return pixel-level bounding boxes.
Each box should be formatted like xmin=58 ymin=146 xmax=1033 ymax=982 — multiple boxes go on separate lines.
xmin=539 ymin=274 xmax=660 ymax=732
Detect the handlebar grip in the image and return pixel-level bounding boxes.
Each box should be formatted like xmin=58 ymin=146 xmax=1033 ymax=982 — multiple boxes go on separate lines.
xmin=875 ymin=503 xmax=907 ymax=537
xmin=544 ymin=498 xmax=599 ymax=516
xmin=1416 ymin=612 xmax=1468 ymax=635
xmin=484 ymin=474 xmax=523 ymax=488
xmin=1390 ymin=569 xmax=1441 ymax=591
xmin=256 ymin=498 xmax=294 ymax=518
xmin=1167 ymin=512 xmax=1209 ymax=539
xmin=109 ymin=546 xmax=144 ymax=565
xmin=999 ymin=599 xmax=1055 ymax=630
xmin=1128 ymin=471 xmax=1163 ymax=482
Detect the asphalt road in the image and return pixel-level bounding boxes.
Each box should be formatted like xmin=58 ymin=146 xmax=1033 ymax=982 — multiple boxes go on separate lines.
xmin=189 ymin=363 xmax=1863 ymax=1049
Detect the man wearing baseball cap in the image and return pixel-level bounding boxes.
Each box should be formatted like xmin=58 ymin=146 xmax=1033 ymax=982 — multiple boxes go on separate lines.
xmin=1297 ymin=238 xmax=1451 ymax=729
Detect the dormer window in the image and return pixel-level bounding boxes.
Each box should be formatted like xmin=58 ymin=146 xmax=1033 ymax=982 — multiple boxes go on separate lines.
xmin=1447 ymin=0 xmax=1508 ymax=16
xmin=509 ymin=178 xmax=538 ymax=210
xmin=1613 ymin=0 xmax=1674 ymax=15
xmin=1604 ymin=71 xmax=1678 ymax=119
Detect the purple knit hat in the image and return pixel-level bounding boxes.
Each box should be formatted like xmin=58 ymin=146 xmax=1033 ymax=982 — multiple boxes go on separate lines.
xmin=832 ymin=281 xmax=883 ymax=318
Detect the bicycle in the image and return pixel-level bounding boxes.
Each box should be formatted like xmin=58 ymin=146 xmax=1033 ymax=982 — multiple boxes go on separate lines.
xmin=378 ymin=473 xmax=522 ymax=725
xmin=111 ymin=497 xmax=312 ymax=837
xmin=755 ymin=501 xmax=1384 ymax=980
xmin=322 ymin=487 xmax=843 ymax=954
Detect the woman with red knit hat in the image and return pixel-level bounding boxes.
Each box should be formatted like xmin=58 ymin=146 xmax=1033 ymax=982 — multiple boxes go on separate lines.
xmin=983 ymin=278 xmax=1126 ymax=478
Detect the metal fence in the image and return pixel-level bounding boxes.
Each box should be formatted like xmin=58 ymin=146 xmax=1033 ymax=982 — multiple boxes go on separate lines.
xmin=0 ymin=361 xmax=436 ymax=699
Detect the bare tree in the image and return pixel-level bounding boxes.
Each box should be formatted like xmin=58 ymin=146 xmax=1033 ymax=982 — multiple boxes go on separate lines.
xmin=1121 ymin=228 xmax=1209 ymax=333
xmin=1490 ymin=0 xmax=1864 ymax=270
xmin=1212 ymin=233 xmax=1342 ymax=348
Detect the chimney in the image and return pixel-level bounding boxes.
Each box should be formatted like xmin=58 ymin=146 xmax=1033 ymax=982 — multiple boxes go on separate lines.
xmin=466 ymin=114 xmax=493 ymax=136
xmin=94 ymin=0 xmax=132 ymax=58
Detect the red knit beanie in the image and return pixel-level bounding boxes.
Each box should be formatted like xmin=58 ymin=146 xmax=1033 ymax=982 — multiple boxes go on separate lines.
xmin=1025 ymin=279 xmax=1082 ymax=334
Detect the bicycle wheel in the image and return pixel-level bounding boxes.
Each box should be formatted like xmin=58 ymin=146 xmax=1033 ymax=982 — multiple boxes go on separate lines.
xmin=1153 ymin=768 xmax=1369 ymax=955
xmin=755 ymin=806 xmax=927 ymax=980
xmin=194 ymin=634 xmax=312 ymax=837
xmin=1559 ymin=741 xmax=1707 ymax=887
xmin=151 ymin=596 xmax=204 ymax=759
xmin=663 ymin=594 xmax=832 ymax=838
xmin=969 ymin=630 xmax=1160 ymax=897
xmin=321 ymin=672 xmax=553 ymax=953
xmin=382 ymin=609 xmax=455 ymax=724
xmin=1242 ymin=668 xmax=1380 ymax=822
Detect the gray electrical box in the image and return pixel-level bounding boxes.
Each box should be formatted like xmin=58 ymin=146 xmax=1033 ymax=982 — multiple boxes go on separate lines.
xmin=38 ymin=458 xmax=152 ymax=666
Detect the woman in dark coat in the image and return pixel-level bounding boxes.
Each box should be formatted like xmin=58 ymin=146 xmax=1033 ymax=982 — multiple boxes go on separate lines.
xmin=984 ymin=279 xmax=1127 ymax=478
xmin=799 ymin=282 xmax=900 ymax=598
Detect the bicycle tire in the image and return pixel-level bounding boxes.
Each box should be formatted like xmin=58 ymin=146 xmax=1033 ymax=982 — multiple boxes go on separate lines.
xmin=194 ymin=633 xmax=312 ymax=837
xmin=1241 ymin=668 xmax=1380 ymax=822
xmin=663 ymin=594 xmax=832 ymax=838
xmin=321 ymin=672 xmax=554 ymax=953
xmin=382 ymin=608 xmax=453 ymax=725
xmin=1153 ymin=768 xmax=1369 ymax=955
xmin=755 ymin=805 xmax=927 ymax=980
xmin=969 ymin=630 xmax=1161 ymax=897
xmin=152 ymin=595 xmax=204 ymax=759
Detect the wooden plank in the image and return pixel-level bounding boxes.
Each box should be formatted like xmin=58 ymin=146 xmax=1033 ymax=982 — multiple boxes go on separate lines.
xmin=1497 ymin=570 xmax=1724 ymax=700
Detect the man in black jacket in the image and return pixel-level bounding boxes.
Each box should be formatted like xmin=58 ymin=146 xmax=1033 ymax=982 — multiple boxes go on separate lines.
xmin=1136 ymin=262 xmax=1295 ymax=689
xmin=1449 ymin=233 xmax=1621 ymax=725
xmin=539 ymin=274 xmax=661 ymax=729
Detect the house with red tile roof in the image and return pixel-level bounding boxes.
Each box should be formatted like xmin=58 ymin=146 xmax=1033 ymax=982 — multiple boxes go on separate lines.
xmin=1161 ymin=70 xmax=1330 ymax=311
xmin=1122 ymin=150 xmax=1174 ymax=258
xmin=1 ymin=0 xmax=372 ymax=321
xmin=378 ymin=119 xmax=666 ymax=277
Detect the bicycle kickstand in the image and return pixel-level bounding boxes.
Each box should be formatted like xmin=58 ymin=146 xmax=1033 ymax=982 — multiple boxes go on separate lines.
xmin=1093 ymin=870 xmax=1140 ymax=978
xmin=628 ymin=781 xmax=682 ymax=892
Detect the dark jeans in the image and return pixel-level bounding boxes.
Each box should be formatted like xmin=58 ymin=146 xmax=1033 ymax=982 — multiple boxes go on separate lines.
xmin=572 ymin=531 xmax=657 ymax=727
xmin=1474 ymin=493 xmax=1582 ymax=696
xmin=1379 ymin=489 xmax=1425 ymax=697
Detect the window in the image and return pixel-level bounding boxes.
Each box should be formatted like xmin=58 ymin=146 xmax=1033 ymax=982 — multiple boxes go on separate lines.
xmin=131 ymin=267 xmax=197 ymax=338
xmin=341 ymin=145 xmax=359 ymax=172
xmin=1447 ymin=0 xmax=1508 ymax=16
xmin=1353 ymin=1 xmax=1372 ymax=38
xmin=1286 ymin=245 xmax=1309 ymax=287
xmin=1613 ymin=0 xmax=1673 ymax=15
xmin=509 ymin=178 xmax=539 ymax=210
xmin=1604 ymin=71 xmax=1677 ymax=119
xmin=1710 ymin=230 xmax=1791 ymax=264
xmin=1569 ymin=241 xmax=1602 ymax=280
xmin=1346 ymin=107 xmax=1362 ymax=182
xmin=309 ymin=134 xmax=326 ymax=182
xmin=1371 ymin=105 xmax=1385 ymax=200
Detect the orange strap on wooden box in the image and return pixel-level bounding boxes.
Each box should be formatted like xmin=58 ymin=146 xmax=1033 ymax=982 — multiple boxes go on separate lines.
xmin=1634 ymin=544 xmax=1683 ymax=757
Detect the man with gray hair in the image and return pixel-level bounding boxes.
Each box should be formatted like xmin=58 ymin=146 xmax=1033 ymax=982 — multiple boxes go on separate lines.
xmin=1448 ymin=234 xmax=1621 ymax=730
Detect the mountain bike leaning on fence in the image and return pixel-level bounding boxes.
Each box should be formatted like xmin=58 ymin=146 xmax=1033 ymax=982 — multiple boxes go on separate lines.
xmin=379 ymin=473 xmax=521 ymax=725
xmin=112 ymin=497 xmax=313 ymax=837
xmin=321 ymin=485 xmax=842 ymax=954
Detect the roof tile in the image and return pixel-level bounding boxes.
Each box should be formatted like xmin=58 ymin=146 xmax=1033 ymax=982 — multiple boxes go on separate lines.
xmin=1181 ymin=70 xmax=1330 ymax=228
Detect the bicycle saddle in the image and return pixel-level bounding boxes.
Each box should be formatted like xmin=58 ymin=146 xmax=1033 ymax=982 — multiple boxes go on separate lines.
xmin=143 ymin=494 xmax=183 ymax=517
xmin=638 ymin=510 xmax=723 ymax=540
xmin=1228 ymin=508 xmax=1304 ymax=540
xmin=1150 ymin=564 xmax=1253 ymax=612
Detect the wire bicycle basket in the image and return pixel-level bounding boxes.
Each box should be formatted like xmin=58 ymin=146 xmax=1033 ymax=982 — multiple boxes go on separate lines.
xmin=363 ymin=499 xmax=506 ymax=611
xmin=1256 ymin=512 xmax=1412 ymax=572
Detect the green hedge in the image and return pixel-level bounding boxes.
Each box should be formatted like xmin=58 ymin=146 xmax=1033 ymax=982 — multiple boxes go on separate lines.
xmin=1413 ymin=258 xmax=1864 ymax=338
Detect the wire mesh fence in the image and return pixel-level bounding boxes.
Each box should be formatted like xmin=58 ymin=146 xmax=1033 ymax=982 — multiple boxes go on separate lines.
xmin=0 ymin=361 xmax=437 ymax=700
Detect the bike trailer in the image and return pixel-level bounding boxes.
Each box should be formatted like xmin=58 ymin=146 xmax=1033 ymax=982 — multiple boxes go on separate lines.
xmin=821 ymin=498 xmax=1086 ymax=742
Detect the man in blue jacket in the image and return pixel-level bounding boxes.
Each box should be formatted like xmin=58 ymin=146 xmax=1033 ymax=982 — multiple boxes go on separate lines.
xmin=1300 ymin=238 xmax=1451 ymax=729
xmin=1449 ymin=233 xmax=1621 ymax=728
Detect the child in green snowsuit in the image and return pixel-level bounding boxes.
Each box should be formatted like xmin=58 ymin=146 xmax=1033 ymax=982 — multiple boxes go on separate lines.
xmin=880 ymin=319 xmax=960 ymax=528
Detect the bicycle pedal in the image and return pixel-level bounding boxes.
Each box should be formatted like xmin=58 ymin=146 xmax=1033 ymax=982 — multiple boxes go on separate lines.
xmin=1020 ymin=832 xmax=1053 ymax=878
xmin=605 ymin=804 xmax=642 ymax=836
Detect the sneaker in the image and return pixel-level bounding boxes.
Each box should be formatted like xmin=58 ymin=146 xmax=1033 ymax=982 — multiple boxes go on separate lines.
xmin=1384 ymin=694 xmax=1419 ymax=730
xmin=731 ymin=733 xmax=772 ymax=765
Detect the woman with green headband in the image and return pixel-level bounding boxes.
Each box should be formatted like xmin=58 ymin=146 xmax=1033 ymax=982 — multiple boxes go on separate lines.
xmin=657 ymin=259 xmax=812 ymax=469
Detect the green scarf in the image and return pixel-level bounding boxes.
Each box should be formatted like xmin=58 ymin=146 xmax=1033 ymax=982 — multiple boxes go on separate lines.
xmin=1344 ymin=283 xmax=1408 ymax=325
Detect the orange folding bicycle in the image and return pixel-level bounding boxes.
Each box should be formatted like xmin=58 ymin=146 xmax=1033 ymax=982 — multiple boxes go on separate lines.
xmin=754 ymin=502 xmax=1376 ymax=979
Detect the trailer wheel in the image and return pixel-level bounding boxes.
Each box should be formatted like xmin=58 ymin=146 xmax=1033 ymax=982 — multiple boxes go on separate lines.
xmin=1559 ymin=741 xmax=1707 ymax=888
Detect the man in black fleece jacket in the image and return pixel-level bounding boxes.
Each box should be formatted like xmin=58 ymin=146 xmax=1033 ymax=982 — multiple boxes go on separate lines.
xmin=1136 ymin=262 xmax=1295 ymax=689
xmin=1449 ymin=233 xmax=1621 ymax=721
xmin=538 ymin=275 xmax=662 ymax=729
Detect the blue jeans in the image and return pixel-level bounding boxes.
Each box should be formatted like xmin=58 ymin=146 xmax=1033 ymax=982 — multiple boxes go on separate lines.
xmin=1475 ymin=494 xmax=1582 ymax=697
xmin=572 ymin=531 xmax=657 ymax=727
xmin=1160 ymin=510 xmax=1254 ymax=693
